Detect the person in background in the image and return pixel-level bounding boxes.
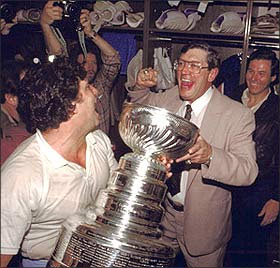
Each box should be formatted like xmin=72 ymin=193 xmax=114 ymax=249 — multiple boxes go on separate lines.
xmin=125 ymin=41 xmax=258 ymax=267
xmin=227 ymin=48 xmax=279 ymax=267
xmin=0 ymin=57 xmax=118 ymax=268
xmin=0 ymin=60 xmax=30 ymax=165
xmin=40 ymin=0 xmax=121 ymax=135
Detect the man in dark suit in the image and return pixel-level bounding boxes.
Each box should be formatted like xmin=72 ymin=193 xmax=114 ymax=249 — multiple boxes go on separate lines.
xmin=228 ymin=48 xmax=279 ymax=267
xmin=125 ymin=41 xmax=258 ymax=267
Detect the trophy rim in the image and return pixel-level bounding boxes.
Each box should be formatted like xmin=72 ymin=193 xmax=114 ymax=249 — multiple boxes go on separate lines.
xmin=120 ymin=102 xmax=199 ymax=131
xmin=119 ymin=102 xmax=199 ymax=158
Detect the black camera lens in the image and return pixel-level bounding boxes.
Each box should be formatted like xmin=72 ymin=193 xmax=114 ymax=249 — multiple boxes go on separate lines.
xmin=65 ymin=3 xmax=81 ymax=20
xmin=52 ymin=0 xmax=82 ymax=31
xmin=53 ymin=0 xmax=81 ymax=20
xmin=0 ymin=3 xmax=16 ymax=23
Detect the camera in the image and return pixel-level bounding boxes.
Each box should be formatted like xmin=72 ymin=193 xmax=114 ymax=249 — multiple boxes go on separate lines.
xmin=53 ymin=0 xmax=81 ymax=24
xmin=0 ymin=3 xmax=16 ymax=23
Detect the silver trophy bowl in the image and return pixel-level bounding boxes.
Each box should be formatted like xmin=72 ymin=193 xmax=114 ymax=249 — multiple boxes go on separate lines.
xmin=119 ymin=102 xmax=199 ymax=158
xmin=47 ymin=103 xmax=199 ymax=268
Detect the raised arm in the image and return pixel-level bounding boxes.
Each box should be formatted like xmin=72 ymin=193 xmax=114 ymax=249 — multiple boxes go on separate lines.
xmin=40 ymin=0 xmax=64 ymax=55
xmin=80 ymin=9 xmax=117 ymax=57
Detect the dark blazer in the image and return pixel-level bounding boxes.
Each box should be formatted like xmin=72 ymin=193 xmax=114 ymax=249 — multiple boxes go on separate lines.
xmin=232 ymin=85 xmax=279 ymax=201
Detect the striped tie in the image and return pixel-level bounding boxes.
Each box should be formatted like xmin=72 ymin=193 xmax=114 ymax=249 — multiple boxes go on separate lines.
xmin=184 ymin=104 xmax=192 ymax=121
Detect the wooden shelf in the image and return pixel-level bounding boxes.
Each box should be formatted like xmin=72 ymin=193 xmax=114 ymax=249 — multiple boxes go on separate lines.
xmin=98 ymin=0 xmax=278 ymax=82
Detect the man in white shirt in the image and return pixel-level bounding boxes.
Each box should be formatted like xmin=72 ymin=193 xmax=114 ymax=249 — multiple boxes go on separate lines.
xmin=126 ymin=42 xmax=258 ymax=267
xmin=1 ymin=57 xmax=118 ymax=267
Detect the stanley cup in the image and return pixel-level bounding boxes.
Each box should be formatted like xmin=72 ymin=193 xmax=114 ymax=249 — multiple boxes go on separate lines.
xmin=47 ymin=102 xmax=199 ymax=268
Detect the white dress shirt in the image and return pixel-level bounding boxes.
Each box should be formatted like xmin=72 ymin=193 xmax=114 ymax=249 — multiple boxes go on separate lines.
xmin=241 ymin=88 xmax=271 ymax=113
xmin=1 ymin=129 xmax=118 ymax=260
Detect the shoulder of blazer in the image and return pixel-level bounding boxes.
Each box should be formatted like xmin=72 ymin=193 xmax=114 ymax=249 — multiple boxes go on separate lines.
xmin=155 ymin=85 xmax=182 ymax=113
xmin=210 ymin=87 xmax=249 ymax=114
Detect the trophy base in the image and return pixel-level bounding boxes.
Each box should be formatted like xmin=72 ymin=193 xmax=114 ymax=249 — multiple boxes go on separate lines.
xmin=47 ymin=223 xmax=175 ymax=268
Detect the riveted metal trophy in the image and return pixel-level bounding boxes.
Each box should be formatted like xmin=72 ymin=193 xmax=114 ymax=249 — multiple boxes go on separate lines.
xmin=47 ymin=102 xmax=199 ymax=268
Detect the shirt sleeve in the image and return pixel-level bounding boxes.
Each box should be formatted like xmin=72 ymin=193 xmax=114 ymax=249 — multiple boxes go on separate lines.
xmin=93 ymin=51 xmax=121 ymax=96
xmin=1 ymin=165 xmax=35 ymax=254
xmin=93 ymin=52 xmax=121 ymax=134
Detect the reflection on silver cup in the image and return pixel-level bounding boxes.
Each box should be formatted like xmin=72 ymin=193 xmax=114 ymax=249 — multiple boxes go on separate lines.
xmin=119 ymin=102 xmax=199 ymax=159
xmin=47 ymin=103 xmax=199 ymax=268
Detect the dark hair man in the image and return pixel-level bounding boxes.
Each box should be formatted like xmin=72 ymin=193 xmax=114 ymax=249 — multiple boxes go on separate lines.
xmin=229 ymin=48 xmax=279 ymax=267
xmin=40 ymin=0 xmax=121 ymax=135
xmin=1 ymin=57 xmax=118 ymax=268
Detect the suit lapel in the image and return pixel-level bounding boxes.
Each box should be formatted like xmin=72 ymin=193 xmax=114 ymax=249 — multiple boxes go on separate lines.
xmin=186 ymin=90 xmax=223 ymax=190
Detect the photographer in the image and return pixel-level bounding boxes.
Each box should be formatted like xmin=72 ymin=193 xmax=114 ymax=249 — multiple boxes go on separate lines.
xmin=40 ymin=0 xmax=121 ymax=135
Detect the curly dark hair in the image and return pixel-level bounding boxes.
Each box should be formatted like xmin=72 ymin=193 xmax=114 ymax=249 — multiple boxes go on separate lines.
xmin=180 ymin=41 xmax=221 ymax=70
xmin=17 ymin=57 xmax=87 ymax=133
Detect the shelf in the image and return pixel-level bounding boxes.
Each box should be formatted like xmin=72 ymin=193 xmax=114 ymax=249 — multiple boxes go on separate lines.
xmin=149 ymin=28 xmax=244 ymax=40
xmin=100 ymin=0 xmax=277 ymax=81
xmin=100 ymin=26 xmax=144 ymax=35
xmin=250 ymin=33 xmax=280 ymax=39
xmin=102 ymin=25 xmax=144 ymax=32
xmin=249 ymin=35 xmax=280 ymax=49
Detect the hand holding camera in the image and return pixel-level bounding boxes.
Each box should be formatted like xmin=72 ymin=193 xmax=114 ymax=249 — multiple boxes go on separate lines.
xmin=80 ymin=9 xmax=92 ymax=36
xmin=52 ymin=0 xmax=82 ymax=31
xmin=40 ymin=0 xmax=63 ymax=26
xmin=41 ymin=0 xmax=82 ymax=31
xmin=53 ymin=0 xmax=81 ymax=21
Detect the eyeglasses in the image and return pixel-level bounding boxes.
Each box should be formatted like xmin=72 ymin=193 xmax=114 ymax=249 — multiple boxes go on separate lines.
xmin=174 ymin=59 xmax=209 ymax=74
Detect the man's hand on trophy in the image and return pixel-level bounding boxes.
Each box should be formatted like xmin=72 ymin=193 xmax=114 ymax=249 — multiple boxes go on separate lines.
xmin=175 ymin=134 xmax=212 ymax=166
xmin=136 ymin=68 xmax=158 ymax=89
xmin=157 ymin=155 xmax=173 ymax=178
